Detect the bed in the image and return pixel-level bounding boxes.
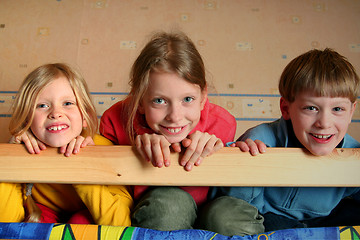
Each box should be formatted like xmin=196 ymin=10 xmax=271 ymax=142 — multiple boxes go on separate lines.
xmin=0 ymin=145 xmax=359 ymax=240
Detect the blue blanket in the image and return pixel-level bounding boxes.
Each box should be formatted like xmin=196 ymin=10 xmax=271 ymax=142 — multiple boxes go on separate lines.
xmin=1 ymin=223 xmax=359 ymax=240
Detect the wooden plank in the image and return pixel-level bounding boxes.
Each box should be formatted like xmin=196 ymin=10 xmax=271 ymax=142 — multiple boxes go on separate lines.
xmin=0 ymin=144 xmax=359 ymax=186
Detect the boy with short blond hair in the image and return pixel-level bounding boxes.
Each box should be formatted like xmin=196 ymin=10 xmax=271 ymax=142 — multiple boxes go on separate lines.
xmin=208 ymin=48 xmax=360 ymax=232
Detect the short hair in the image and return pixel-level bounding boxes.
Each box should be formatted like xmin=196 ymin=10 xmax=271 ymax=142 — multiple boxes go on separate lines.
xmin=9 ymin=63 xmax=98 ymax=138
xmin=125 ymin=31 xmax=207 ymax=142
xmin=279 ymin=48 xmax=359 ymax=103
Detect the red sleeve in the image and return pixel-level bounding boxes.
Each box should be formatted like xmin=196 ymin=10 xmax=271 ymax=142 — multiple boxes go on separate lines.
xmin=191 ymin=100 xmax=236 ymax=144
xmin=99 ymin=101 xmax=131 ymax=145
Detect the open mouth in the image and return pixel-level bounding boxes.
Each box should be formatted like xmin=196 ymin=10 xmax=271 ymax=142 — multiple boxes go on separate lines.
xmin=162 ymin=125 xmax=186 ymax=135
xmin=47 ymin=125 xmax=68 ymax=131
xmin=310 ymin=133 xmax=333 ymax=140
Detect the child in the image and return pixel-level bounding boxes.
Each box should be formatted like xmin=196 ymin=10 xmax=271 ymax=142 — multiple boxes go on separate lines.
xmin=1 ymin=63 xmax=132 ymax=226
xmin=100 ymin=31 xmax=261 ymax=233
xmin=209 ymin=48 xmax=360 ymax=232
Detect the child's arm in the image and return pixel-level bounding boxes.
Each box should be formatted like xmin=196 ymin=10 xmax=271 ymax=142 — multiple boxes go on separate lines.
xmin=73 ymin=184 xmax=132 ymax=226
xmin=228 ymin=139 xmax=266 ymax=156
xmin=174 ymin=131 xmax=223 ymax=171
xmin=0 ymin=183 xmax=25 ymax=222
xmin=135 ymin=133 xmax=171 ymax=168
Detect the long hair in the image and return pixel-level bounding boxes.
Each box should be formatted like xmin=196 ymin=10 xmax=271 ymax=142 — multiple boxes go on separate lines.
xmin=125 ymin=31 xmax=207 ymax=142
xmin=279 ymin=48 xmax=359 ymax=103
xmin=9 ymin=63 xmax=98 ymax=138
xmin=9 ymin=63 xmax=98 ymax=223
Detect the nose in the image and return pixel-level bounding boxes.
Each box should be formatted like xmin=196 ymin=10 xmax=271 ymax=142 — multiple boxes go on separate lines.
xmin=48 ymin=106 xmax=63 ymax=119
xmin=166 ymin=103 xmax=183 ymax=123
xmin=315 ymin=111 xmax=331 ymax=129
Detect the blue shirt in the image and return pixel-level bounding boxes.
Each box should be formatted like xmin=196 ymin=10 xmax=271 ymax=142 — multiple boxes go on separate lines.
xmin=209 ymin=117 xmax=360 ymax=220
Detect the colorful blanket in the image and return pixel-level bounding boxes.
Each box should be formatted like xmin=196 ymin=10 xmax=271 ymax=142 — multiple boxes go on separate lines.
xmin=0 ymin=223 xmax=359 ymax=240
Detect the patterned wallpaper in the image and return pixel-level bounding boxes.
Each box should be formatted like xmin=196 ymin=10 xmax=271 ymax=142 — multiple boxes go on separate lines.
xmin=1 ymin=0 xmax=359 ymax=143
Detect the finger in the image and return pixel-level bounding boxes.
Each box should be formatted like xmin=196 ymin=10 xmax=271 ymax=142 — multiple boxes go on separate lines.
xmin=149 ymin=138 xmax=167 ymax=168
xmin=254 ymin=139 xmax=267 ymax=153
xmin=24 ymin=132 xmax=40 ymax=154
xmin=21 ymin=135 xmax=35 ymax=154
xmin=170 ymin=142 xmax=182 ymax=153
xmin=193 ymin=137 xmax=223 ymax=167
xmin=64 ymin=138 xmax=76 ymax=157
xmin=180 ymin=132 xmax=202 ymax=166
xmin=181 ymin=138 xmax=192 ymax=148
xmin=245 ymin=139 xmax=260 ymax=156
xmin=135 ymin=138 xmax=148 ymax=163
xmin=234 ymin=141 xmax=250 ymax=152
xmin=9 ymin=136 xmax=20 ymax=144
xmin=160 ymin=140 xmax=171 ymax=167
xmin=136 ymin=134 xmax=152 ymax=163
xmin=181 ymin=142 xmax=203 ymax=169
xmin=81 ymin=136 xmax=95 ymax=147
xmin=208 ymin=138 xmax=224 ymax=155
xmin=73 ymin=136 xmax=85 ymax=154
xmin=198 ymin=135 xmax=221 ymax=158
xmin=37 ymin=140 xmax=47 ymax=150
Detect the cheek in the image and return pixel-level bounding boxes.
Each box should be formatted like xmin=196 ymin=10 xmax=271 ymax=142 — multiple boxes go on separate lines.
xmin=144 ymin=108 xmax=163 ymax=125
xmin=188 ymin=106 xmax=202 ymax=124
xmin=30 ymin=114 xmax=42 ymax=129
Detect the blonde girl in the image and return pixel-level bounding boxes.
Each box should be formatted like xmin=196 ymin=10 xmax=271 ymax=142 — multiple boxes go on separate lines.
xmin=1 ymin=63 xmax=132 ymax=225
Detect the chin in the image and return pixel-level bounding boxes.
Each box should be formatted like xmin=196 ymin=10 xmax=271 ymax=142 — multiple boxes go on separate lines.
xmin=165 ymin=135 xmax=187 ymax=144
xmin=308 ymin=148 xmax=334 ymax=156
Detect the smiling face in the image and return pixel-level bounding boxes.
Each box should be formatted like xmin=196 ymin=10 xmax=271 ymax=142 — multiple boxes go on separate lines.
xmin=281 ymin=91 xmax=356 ymax=155
xmin=30 ymin=75 xmax=85 ymax=147
xmin=139 ymin=71 xmax=207 ymax=143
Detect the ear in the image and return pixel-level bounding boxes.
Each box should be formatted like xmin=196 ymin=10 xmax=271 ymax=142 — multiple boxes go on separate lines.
xmin=82 ymin=119 xmax=88 ymax=128
xmin=280 ymin=97 xmax=291 ymax=120
xmin=200 ymin=86 xmax=208 ymax=110
xmin=138 ymin=100 xmax=145 ymax=114
xmin=349 ymin=101 xmax=357 ymax=124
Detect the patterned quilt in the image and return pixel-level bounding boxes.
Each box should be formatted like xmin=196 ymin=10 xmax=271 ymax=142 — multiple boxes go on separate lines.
xmin=0 ymin=223 xmax=359 ymax=240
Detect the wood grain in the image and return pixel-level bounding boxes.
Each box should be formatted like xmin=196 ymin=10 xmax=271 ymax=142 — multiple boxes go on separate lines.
xmin=0 ymin=144 xmax=359 ymax=186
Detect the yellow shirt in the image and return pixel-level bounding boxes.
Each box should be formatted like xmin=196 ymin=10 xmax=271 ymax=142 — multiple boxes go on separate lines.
xmin=0 ymin=134 xmax=133 ymax=226
xmin=0 ymin=183 xmax=24 ymax=222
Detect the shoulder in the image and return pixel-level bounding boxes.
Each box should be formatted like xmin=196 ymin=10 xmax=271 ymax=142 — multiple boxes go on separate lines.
xmin=341 ymin=134 xmax=360 ymax=148
xmin=238 ymin=119 xmax=283 ymax=147
xmin=206 ymin=101 xmax=236 ymax=125
xmin=102 ymin=100 xmax=127 ymax=119
xmin=94 ymin=134 xmax=113 ymax=145
xmin=195 ymin=100 xmax=236 ymax=143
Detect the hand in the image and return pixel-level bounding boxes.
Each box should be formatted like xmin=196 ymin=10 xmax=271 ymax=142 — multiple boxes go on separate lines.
xmin=135 ymin=133 xmax=171 ymax=168
xmin=179 ymin=131 xmax=223 ymax=171
xmin=9 ymin=130 xmax=46 ymax=154
xmin=60 ymin=135 xmax=95 ymax=157
xmin=232 ymin=139 xmax=266 ymax=156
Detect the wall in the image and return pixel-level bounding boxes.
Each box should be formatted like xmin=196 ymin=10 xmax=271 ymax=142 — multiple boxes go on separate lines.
xmin=1 ymin=0 xmax=359 ymax=143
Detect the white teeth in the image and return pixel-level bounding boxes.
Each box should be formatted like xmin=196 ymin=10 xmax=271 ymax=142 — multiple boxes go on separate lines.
xmin=168 ymin=128 xmax=182 ymax=133
xmin=312 ymin=134 xmax=332 ymax=139
xmin=48 ymin=125 xmax=67 ymax=131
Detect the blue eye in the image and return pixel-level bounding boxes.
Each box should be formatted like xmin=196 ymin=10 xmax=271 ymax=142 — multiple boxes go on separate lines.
xmin=183 ymin=97 xmax=194 ymax=103
xmin=153 ymin=98 xmax=165 ymax=104
xmin=305 ymin=106 xmax=317 ymax=111
xmin=333 ymin=107 xmax=343 ymax=112
xmin=64 ymin=101 xmax=75 ymax=106
xmin=37 ymin=103 xmax=49 ymax=108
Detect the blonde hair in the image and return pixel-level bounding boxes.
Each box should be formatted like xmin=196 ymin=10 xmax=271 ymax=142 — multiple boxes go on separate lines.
xmin=125 ymin=31 xmax=207 ymax=142
xmin=9 ymin=63 xmax=98 ymax=223
xmin=9 ymin=63 xmax=98 ymax=138
xmin=279 ymin=48 xmax=360 ymax=103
